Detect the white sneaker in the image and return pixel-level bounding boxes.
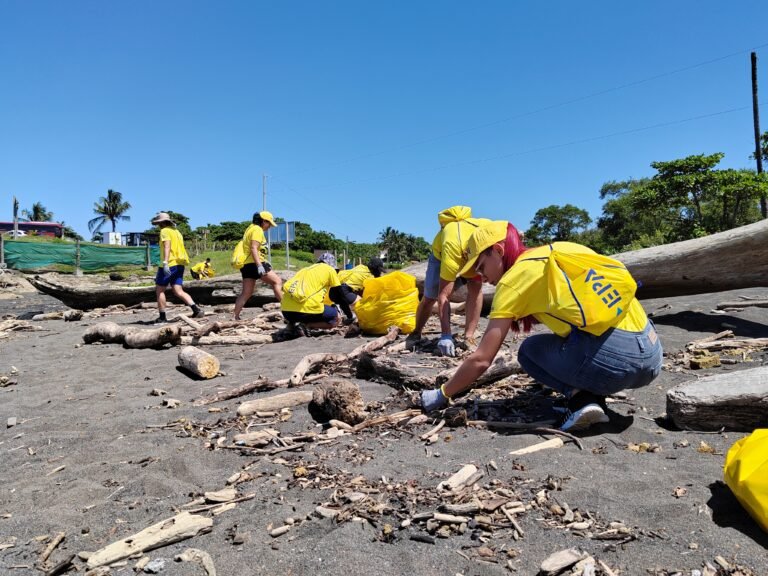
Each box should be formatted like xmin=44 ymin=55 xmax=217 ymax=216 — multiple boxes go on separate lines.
xmin=559 ymin=403 xmax=609 ymax=432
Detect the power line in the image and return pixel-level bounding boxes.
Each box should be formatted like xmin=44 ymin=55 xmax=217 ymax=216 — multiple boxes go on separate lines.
xmin=284 ymin=102 xmax=762 ymax=193
xmin=276 ymin=41 xmax=768 ymax=179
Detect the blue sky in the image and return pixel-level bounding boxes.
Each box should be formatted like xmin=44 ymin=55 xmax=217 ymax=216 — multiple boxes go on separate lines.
xmin=2 ymin=1 xmax=767 ymax=244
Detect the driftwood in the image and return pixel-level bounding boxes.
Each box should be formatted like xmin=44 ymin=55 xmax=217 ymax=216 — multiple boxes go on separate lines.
xmin=31 ymin=310 xmax=83 ymax=322
xmin=238 ymin=390 xmax=314 ymax=416
xmin=27 ymin=272 xmax=293 ymax=310
xmin=435 ymin=350 xmax=522 ymax=386
xmin=289 ymin=353 xmax=348 ymax=386
xmin=308 ymin=379 xmax=367 ymax=425
xmin=347 ymin=326 xmax=401 ymax=359
xmin=177 ymin=346 xmax=220 ymax=379
xmin=351 ymin=409 xmax=422 ymax=433
xmin=86 ymin=512 xmax=213 ymax=568
xmin=83 ymin=322 xmax=182 ymax=348
xmin=355 ymin=352 xmax=435 ymax=389
xmin=193 ymin=374 xmax=325 ymax=406
xmin=181 ymin=333 xmax=273 ymax=346
xmin=509 ymin=437 xmax=564 ymax=455
xmin=666 ymin=366 xmax=768 ymax=431
xmin=716 ymin=299 xmax=768 ymax=310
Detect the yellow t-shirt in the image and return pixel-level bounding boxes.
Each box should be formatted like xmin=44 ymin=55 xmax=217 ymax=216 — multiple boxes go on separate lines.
xmin=432 ymin=217 xmax=491 ymax=281
xmin=281 ymin=263 xmax=341 ymax=314
xmin=338 ymin=264 xmax=373 ymax=292
xmin=191 ymin=261 xmax=211 ymax=275
xmin=242 ymin=224 xmax=268 ymax=264
xmin=159 ymin=227 xmax=189 ymax=267
xmin=488 ymin=242 xmax=648 ymax=337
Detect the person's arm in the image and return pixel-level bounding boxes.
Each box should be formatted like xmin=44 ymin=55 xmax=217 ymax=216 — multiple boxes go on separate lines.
xmin=250 ymin=240 xmax=261 ymax=265
xmin=421 ymin=317 xmax=512 ymax=411
xmin=436 ymin=278 xmax=455 ymax=336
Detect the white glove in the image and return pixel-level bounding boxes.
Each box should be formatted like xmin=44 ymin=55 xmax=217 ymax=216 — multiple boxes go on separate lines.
xmin=437 ymin=335 xmax=456 ymax=357
xmin=257 ymin=264 xmax=266 ymax=276
xmin=162 ymin=261 xmax=171 ymax=276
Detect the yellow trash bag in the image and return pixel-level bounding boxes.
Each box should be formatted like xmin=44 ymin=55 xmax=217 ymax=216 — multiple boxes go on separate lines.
xmin=724 ymin=429 xmax=768 ymax=533
xmin=355 ymin=271 xmax=418 ymax=335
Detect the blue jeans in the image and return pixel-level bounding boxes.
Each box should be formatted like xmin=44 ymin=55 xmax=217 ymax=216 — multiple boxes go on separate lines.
xmin=517 ymin=322 xmax=662 ymax=397
xmin=424 ymin=254 xmax=441 ymax=299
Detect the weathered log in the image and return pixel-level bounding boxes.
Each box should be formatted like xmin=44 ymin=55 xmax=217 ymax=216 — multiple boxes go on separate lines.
xmin=347 ymin=325 xmax=401 ymax=359
xmin=238 ymin=390 xmax=314 ymax=416
xmin=666 ymin=366 xmax=768 ymax=431
xmin=82 ymin=322 xmax=182 ymax=348
xmin=716 ymin=299 xmax=768 ymax=310
xmin=177 ymin=346 xmax=220 ymax=379
xmin=289 ymin=353 xmax=348 ymax=386
xmin=355 ymin=352 xmax=435 ymax=389
xmin=435 ymin=350 xmax=522 ymax=386
xmin=86 ymin=512 xmax=213 ymax=568
xmin=181 ymin=333 xmax=273 ymax=346
xmin=308 ymin=379 xmax=367 ymax=425
xmin=31 ymin=310 xmax=83 ymax=322
xmin=27 ymin=271 xmax=294 ymax=310
xmin=509 ymin=437 xmax=564 ymax=455
xmin=193 ymin=374 xmax=325 ymax=406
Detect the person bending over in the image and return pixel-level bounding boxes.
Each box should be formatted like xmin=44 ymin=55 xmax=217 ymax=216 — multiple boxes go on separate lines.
xmin=420 ymin=220 xmax=662 ymax=432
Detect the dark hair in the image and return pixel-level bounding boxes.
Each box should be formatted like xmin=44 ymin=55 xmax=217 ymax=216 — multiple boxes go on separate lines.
xmin=252 ymin=213 xmax=264 ymax=225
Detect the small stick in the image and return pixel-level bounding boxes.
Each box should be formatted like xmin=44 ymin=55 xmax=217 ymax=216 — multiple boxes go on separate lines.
xmin=38 ymin=532 xmax=65 ymax=566
xmin=44 ymin=554 xmax=75 ymax=576
xmin=184 ymin=493 xmax=256 ymax=514
xmin=178 ymin=314 xmax=204 ymax=332
xmin=419 ymin=419 xmax=445 ymax=441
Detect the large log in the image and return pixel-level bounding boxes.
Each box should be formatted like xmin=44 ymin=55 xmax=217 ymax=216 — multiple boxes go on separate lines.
xmin=404 ymin=218 xmax=768 ymax=301
xmin=83 ymin=322 xmax=182 ymax=348
xmin=27 ymin=271 xmax=293 ymax=311
xmin=666 ymin=366 xmax=768 ymax=431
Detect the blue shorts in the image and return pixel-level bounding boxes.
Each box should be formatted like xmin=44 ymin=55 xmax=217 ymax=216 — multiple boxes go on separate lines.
xmin=424 ymin=254 xmax=441 ymax=299
xmin=282 ymin=305 xmax=339 ymax=325
xmin=155 ymin=265 xmax=185 ymax=287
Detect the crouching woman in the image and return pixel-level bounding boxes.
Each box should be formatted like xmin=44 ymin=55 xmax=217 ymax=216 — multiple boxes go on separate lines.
xmin=420 ymin=220 xmax=662 ymax=432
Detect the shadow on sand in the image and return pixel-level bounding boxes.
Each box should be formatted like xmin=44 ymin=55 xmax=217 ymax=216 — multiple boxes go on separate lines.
xmin=651 ymin=310 xmax=768 ymax=338
xmin=707 ymin=481 xmax=768 ymax=549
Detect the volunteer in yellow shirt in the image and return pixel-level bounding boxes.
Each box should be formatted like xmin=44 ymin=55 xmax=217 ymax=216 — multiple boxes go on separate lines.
xmin=190 ymin=258 xmax=214 ymax=279
xmin=421 ymin=220 xmax=663 ymax=432
xmin=233 ymin=211 xmax=283 ymax=320
xmin=281 ymin=253 xmax=356 ymax=330
xmin=339 ymin=257 xmax=386 ymax=293
xmin=406 ymin=206 xmax=491 ymax=357
xmin=151 ymin=212 xmax=203 ymax=323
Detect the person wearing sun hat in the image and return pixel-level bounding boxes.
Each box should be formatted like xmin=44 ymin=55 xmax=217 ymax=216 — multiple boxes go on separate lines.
xmin=151 ymin=211 xmax=204 ymax=323
xmin=234 ymin=210 xmax=283 ymax=320
xmin=420 ymin=220 xmax=663 ymax=432
xmin=405 ymin=206 xmax=491 ymax=357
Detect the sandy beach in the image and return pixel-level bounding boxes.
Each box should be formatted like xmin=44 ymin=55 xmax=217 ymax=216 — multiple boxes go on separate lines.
xmin=1 ymin=273 xmax=767 ymax=575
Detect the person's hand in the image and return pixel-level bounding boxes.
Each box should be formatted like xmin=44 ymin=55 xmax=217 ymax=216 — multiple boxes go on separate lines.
xmin=421 ymin=387 xmax=449 ymax=412
xmin=342 ymin=313 xmax=357 ymax=326
xmin=162 ymin=261 xmax=171 ymax=276
xmin=437 ymin=334 xmax=455 ymax=357
xmin=257 ymin=264 xmax=266 ymax=276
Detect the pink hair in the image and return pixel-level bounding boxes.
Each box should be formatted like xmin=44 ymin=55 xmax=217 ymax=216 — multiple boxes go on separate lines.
xmin=496 ymin=222 xmax=534 ymax=333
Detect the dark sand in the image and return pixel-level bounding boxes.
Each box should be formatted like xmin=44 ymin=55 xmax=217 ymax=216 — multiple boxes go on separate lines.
xmin=1 ymin=275 xmax=767 ymax=575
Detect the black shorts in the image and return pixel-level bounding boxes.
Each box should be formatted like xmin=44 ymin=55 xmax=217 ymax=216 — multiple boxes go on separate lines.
xmin=241 ymin=262 xmax=272 ymax=280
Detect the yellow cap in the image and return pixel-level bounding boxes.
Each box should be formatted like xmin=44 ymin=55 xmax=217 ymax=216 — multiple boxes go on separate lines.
xmin=260 ymin=211 xmax=277 ymax=227
xmin=458 ymin=220 xmax=509 ymax=277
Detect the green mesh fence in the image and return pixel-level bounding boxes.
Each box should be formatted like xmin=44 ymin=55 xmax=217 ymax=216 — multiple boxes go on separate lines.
xmin=1 ymin=240 xmax=161 ymax=271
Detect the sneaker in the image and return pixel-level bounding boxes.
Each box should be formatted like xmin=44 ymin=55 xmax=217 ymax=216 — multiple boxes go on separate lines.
xmin=558 ymin=392 xmax=609 ymax=432
xmin=288 ymin=322 xmax=310 ymax=337
xmin=154 ymin=316 xmax=168 ymax=325
xmin=191 ymin=306 xmax=205 ymax=319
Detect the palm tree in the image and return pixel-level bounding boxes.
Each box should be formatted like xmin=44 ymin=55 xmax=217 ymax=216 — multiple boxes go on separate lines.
xmin=88 ymin=189 xmax=131 ymax=234
xmin=20 ymin=202 xmax=53 ymax=222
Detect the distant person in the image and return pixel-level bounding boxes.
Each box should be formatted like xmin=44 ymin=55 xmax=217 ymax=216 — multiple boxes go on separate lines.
xmin=233 ymin=211 xmax=283 ymax=320
xmin=151 ymin=212 xmax=204 ymax=323
xmin=420 ymin=220 xmax=663 ymax=432
xmin=190 ymin=258 xmax=214 ymax=280
xmin=281 ymin=253 xmax=357 ymax=331
xmin=405 ymin=206 xmax=490 ymax=356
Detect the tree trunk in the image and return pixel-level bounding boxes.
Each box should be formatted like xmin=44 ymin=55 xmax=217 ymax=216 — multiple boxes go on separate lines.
xmin=238 ymin=390 xmax=314 ymax=416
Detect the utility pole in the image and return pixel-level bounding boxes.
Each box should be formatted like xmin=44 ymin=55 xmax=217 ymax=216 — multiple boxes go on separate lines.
xmin=752 ymin=52 xmax=766 ymax=218
xmin=262 ymin=173 xmax=272 ymax=261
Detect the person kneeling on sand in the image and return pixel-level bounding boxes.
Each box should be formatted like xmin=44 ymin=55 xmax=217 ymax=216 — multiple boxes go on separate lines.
xmin=420 ymin=220 xmax=663 ymax=432
xmin=190 ymin=258 xmax=214 ymax=279
xmin=234 ymin=211 xmax=283 ymax=320
xmin=152 ymin=212 xmax=204 ymax=323
xmin=281 ymin=253 xmax=357 ymax=332
xmin=338 ymin=257 xmax=386 ymax=295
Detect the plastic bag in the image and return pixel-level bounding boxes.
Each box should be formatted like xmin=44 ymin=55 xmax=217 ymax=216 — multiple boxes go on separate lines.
xmin=724 ymin=429 xmax=768 ymax=533
xmin=355 ymin=271 xmax=418 ymax=335
xmin=231 ymin=241 xmax=246 ymax=270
